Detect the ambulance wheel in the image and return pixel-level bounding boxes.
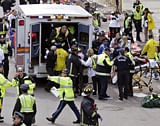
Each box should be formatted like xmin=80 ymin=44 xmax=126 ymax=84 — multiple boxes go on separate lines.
xmin=149 ymin=86 xmax=153 ymax=92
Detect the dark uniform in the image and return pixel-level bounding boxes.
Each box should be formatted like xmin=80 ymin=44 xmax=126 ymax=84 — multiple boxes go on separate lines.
xmin=50 ymin=27 xmax=75 ymax=51
xmin=81 ymin=87 xmax=102 ymax=126
xmin=114 ymin=50 xmax=132 ymax=100
xmin=45 ymin=49 xmax=57 ymax=92
xmin=13 ymin=84 xmax=37 ymax=126
xmin=66 ymin=47 xmax=82 ymax=94
xmin=96 ymin=48 xmax=113 ymax=100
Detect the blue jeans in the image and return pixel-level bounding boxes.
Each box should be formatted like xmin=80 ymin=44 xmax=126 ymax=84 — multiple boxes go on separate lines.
xmin=52 ymin=100 xmax=80 ymax=121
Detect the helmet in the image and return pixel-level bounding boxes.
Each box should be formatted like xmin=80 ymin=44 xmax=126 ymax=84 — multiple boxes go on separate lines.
xmin=71 ymin=45 xmax=78 ymax=52
xmin=14 ymin=111 xmax=24 ymax=120
xmin=20 ymin=84 xmax=29 ymax=91
xmin=62 ymin=68 xmax=69 ymax=74
xmin=81 ymin=87 xmax=93 ymax=96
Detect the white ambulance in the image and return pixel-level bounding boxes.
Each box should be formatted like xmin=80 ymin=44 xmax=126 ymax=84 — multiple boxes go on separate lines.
xmin=15 ymin=4 xmax=93 ymax=78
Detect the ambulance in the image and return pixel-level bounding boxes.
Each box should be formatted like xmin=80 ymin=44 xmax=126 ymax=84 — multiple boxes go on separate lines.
xmin=15 ymin=4 xmax=93 ymax=78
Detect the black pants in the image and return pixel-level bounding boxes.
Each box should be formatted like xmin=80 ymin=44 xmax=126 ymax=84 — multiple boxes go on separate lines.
xmin=134 ymin=20 xmax=142 ymax=41
xmin=97 ymin=75 xmax=108 ymax=99
xmin=128 ymin=73 xmax=134 ymax=96
xmin=23 ymin=113 xmax=34 ymax=126
xmin=117 ymin=71 xmax=129 ymax=99
xmin=3 ymin=56 xmax=9 ymax=79
xmin=52 ymin=100 xmax=80 ymax=121
xmin=92 ymin=76 xmax=97 ymax=95
xmin=124 ymin=29 xmax=134 ymax=43
xmin=71 ymin=77 xmax=79 ymax=94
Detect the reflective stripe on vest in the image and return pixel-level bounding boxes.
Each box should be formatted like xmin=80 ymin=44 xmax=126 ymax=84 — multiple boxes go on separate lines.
xmin=96 ymin=71 xmax=111 ymax=76
xmin=60 ymin=86 xmax=72 ymax=88
xmin=91 ymin=56 xmax=96 ymax=69
xmin=19 ymin=95 xmax=34 ymax=113
xmin=0 ymin=24 xmax=6 ymax=35
xmin=1 ymin=80 xmax=8 ymax=86
xmin=0 ymin=43 xmax=9 ymax=54
xmin=133 ymin=10 xmax=143 ymax=20
xmin=55 ymin=27 xmax=69 ymax=38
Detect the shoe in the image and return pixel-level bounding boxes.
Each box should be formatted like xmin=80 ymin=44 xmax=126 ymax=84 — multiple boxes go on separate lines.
xmin=73 ymin=120 xmax=80 ymax=124
xmin=124 ymin=96 xmax=128 ymax=100
xmin=153 ymin=77 xmax=159 ymax=80
xmin=99 ymin=97 xmax=108 ymax=100
xmin=0 ymin=116 xmax=4 ymax=120
xmin=0 ymin=120 xmax=4 ymax=123
xmin=44 ymin=88 xmax=50 ymax=92
xmin=46 ymin=117 xmax=55 ymax=123
xmin=104 ymin=95 xmax=110 ymax=98
xmin=119 ymin=97 xmax=123 ymax=101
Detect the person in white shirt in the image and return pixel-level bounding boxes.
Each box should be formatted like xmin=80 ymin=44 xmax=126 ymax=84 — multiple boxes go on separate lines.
xmin=81 ymin=48 xmax=98 ymax=95
xmin=109 ymin=11 xmax=121 ymax=41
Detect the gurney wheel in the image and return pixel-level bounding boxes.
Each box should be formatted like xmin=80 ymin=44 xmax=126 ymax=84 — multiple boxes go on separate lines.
xmin=149 ymin=86 xmax=153 ymax=92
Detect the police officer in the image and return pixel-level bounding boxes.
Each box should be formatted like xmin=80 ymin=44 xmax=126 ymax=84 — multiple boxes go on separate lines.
xmin=0 ymin=34 xmax=12 ymax=79
xmin=0 ymin=64 xmax=12 ymax=123
xmin=46 ymin=69 xmax=80 ymax=124
xmin=133 ymin=0 xmax=143 ymax=10
xmin=81 ymin=86 xmax=102 ymax=126
xmin=113 ymin=49 xmax=132 ymax=101
xmin=132 ymin=6 xmax=143 ymax=42
xmin=124 ymin=47 xmax=135 ymax=96
xmin=96 ymin=48 xmax=113 ymax=100
xmin=13 ymin=84 xmax=37 ymax=126
xmin=12 ymin=112 xmax=26 ymax=126
xmin=49 ymin=25 xmax=76 ymax=51
xmin=0 ymin=18 xmax=8 ymax=37
xmin=12 ymin=67 xmax=36 ymax=96
xmin=124 ymin=12 xmax=134 ymax=43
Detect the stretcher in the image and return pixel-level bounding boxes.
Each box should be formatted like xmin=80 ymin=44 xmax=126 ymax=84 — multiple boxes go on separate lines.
xmin=133 ymin=57 xmax=159 ymax=92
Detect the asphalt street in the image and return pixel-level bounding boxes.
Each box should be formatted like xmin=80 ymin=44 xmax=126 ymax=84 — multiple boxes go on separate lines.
xmin=1 ymin=0 xmax=160 ymax=126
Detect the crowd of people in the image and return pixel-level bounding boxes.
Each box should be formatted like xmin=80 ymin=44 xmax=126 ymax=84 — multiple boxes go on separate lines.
xmin=0 ymin=0 xmax=160 ymax=126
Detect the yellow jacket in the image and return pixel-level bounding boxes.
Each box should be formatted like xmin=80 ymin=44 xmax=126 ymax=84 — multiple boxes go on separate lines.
xmin=0 ymin=74 xmax=12 ymax=98
xmin=54 ymin=48 xmax=68 ymax=71
xmin=147 ymin=13 xmax=155 ymax=31
xmin=141 ymin=38 xmax=159 ymax=59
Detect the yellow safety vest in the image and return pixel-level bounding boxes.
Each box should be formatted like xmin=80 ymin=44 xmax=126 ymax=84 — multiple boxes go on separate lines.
xmin=125 ymin=17 xmax=132 ymax=29
xmin=93 ymin=19 xmax=99 ymax=27
xmin=68 ymin=26 xmax=75 ymax=35
xmin=19 ymin=94 xmax=35 ymax=113
xmin=91 ymin=56 xmax=97 ymax=69
xmin=0 ymin=24 xmax=6 ymax=35
xmin=96 ymin=53 xmax=113 ymax=76
xmin=12 ymin=76 xmax=36 ymax=96
xmin=133 ymin=10 xmax=143 ymax=20
xmin=0 ymin=74 xmax=12 ymax=97
xmin=48 ymin=76 xmax=75 ymax=101
xmin=55 ymin=27 xmax=69 ymax=39
xmin=0 ymin=42 xmax=9 ymax=54
xmin=125 ymin=52 xmax=135 ymax=73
